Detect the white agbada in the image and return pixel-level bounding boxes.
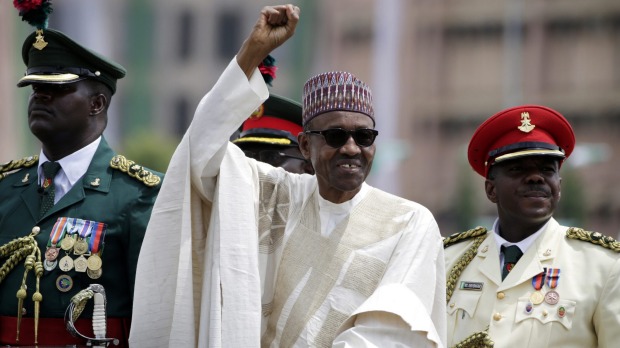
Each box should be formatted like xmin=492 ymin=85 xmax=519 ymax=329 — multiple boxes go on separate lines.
xmin=130 ymin=58 xmax=446 ymax=347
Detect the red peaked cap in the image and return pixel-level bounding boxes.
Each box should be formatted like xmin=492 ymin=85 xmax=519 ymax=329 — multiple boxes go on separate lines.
xmin=468 ymin=104 xmax=575 ymax=178
xmin=233 ymin=94 xmax=302 ymax=146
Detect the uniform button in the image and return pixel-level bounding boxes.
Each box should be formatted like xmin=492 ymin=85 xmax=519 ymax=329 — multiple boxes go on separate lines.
xmin=497 ymin=292 xmax=505 ymax=300
xmin=449 ymin=303 xmax=455 ymax=308
xmin=542 ymin=310 xmax=548 ymax=317
xmin=493 ymin=313 xmax=502 ymax=321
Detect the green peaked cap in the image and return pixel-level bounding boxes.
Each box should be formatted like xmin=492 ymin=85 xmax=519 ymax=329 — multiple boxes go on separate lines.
xmin=18 ymin=28 xmax=126 ymax=94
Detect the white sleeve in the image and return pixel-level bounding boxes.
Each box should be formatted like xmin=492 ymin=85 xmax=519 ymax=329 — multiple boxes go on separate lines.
xmin=333 ymin=207 xmax=446 ymax=348
xmin=186 ymin=56 xmax=269 ymax=201
xmin=333 ymin=311 xmax=441 ymax=348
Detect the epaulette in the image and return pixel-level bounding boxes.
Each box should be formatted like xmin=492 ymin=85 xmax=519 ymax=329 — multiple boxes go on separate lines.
xmin=109 ymin=155 xmax=161 ymax=187
xmin=0 ymin=155 xmax=38 ymax=181
xmin=443 ymin=226 xmax=488 ymax=248
xmin=566 ymin=227 xmax=620 ymax=252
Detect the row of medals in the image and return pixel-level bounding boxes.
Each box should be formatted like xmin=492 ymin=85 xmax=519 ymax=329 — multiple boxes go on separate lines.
xmin=526 ymin=289 xmax=564 ymax=317
xmin=44 ymin=234 xmax=103 ymax=280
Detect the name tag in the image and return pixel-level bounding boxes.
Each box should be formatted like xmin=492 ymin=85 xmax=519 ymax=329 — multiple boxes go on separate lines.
xmin=460 ymin=281 xmax=483 ymax=291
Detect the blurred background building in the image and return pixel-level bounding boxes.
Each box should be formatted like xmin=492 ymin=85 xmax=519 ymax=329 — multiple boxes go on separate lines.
xmin=2 ymin=0 xmax=619 ymax=237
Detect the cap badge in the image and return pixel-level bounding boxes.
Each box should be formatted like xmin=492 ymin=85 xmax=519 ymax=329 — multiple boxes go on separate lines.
xmin=33 ymin=29 xmax=48 ymax=50
xmin=518 ymin=112 xmax=535 ymax=133
xmin=249 ymin=104 xmax=265 ymax=120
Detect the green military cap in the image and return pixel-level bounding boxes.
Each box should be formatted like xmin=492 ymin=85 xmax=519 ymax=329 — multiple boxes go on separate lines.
xmin=17 ymin=28 xmax=126 ymax=94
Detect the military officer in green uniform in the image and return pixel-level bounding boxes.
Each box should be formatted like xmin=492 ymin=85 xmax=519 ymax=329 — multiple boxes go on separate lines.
xmin=444 ymin=105 xmax=620 ymax=347
xmin=0 ymin=28 xmax=162 ymax=346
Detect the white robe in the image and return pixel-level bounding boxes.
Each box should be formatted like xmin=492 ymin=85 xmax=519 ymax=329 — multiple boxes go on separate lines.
xmin=130 ymin=58 xmax=446 ymax=348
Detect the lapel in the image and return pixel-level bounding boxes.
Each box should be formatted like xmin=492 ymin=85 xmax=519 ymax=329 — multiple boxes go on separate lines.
xmin=38 ymin=137 xmax=116 ymax=221
xmin=497 ymin=218 xmax=563 ymax=291
xmin=17 ymin=166 xmax=41 ymax=221
xmin=476 ymin=233 xmax=502 ymax=287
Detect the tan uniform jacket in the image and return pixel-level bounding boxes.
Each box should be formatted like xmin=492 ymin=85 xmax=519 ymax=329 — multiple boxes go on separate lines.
xmin=445 ymin=218 xmax=620 ymax=348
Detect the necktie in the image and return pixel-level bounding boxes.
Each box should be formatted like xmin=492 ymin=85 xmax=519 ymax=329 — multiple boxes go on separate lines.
xmin=39 ymin=161 xmax=61 ymax=218
xmin=501 ymin=245 xmax=523 ymax=280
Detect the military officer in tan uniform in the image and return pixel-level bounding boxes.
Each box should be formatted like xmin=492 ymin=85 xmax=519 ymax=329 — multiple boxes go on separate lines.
xmin=444 ymin=105 xmax=620 ymax=347
xmin=0 ymin=27 xmax=162 ymax=346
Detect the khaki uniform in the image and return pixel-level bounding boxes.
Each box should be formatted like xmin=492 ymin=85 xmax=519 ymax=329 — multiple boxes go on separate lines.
xmin=445 ymin=218 xmax=620 ymax=348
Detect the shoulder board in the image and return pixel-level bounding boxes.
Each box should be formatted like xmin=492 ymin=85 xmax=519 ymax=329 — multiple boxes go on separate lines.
xmin=0 ymin=155 xmax=38 ymax=181
xmin=566 ymin=227 xmax=620 ymax=253
xmin=443 ymin=226 xmax=488 ymax=248
xmin=109 ymin=155 xmax=161 ymax=187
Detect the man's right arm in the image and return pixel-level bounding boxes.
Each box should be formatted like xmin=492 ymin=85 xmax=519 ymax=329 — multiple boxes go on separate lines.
xmin=184 ymin=4 xmax=300 ymax=199
xmin=186 ymin=58 xmax=268 ymax=199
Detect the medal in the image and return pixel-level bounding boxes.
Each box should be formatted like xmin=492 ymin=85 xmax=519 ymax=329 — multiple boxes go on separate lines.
xmin=544 ymin=290 xmax=560 ymax=305
xmin=45 ymin=247 xmax=59 ymax=261
xmin=530 ymin=269 xmax=546 ymax=305
xmin=87 ymin=253 xmax=102 ymax=271
xmin=59 ymin=255 xmax=74 ymax=272
xmin=558 ymin=306 xmax=566 ymax=318
xmin=61 ymin=218 xmax=81 ymax=251
xmin=73 ymin=238 xmax=89 ymax=255
xmin=88 ymin=221 xmax=106 ymax=254
xmin=74 ymin=220 xmax=93 ymax=255
xmin=545 ymin=267 xmax=561 ymax=305
xmin=47 ymin=217 xmax=69 ymax=256
xmin=87 ymin=267 xmax=102 ymax=279
xmin=56 ymin=274 xmax=73 ymax=292
xmin=60 ymin=235 xmax=75 ymax=251
xmin=530 ymin=290 xmax=544 ymax=305
xmin=74 ymin=255 xmax=88 ymax=272
xmin=44 ymin=259 xmax=57 ymax=271
xmin=524 ymin=301 xmax=533 ymax=314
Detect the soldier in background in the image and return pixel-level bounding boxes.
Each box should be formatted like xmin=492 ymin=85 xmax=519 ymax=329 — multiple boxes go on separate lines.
xmin=444 ymin=104 xmax=620 ymax=347
xmin=233 ymin=94 xmax=314 ymax=174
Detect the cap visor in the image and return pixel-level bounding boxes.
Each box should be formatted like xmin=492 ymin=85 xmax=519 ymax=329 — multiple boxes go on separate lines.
xmin=494 ymin=149 xmax=566 ymax=164
xmin=17 ymin=73 xmax=84 ymax=87
xmin=233 ymin=137 xmax=294 ymax=146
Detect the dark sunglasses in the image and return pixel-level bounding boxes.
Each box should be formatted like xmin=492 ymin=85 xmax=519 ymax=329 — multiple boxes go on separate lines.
xmin=305 ymin=128 xmax=379 ymax=148
xmin=243 ymin=149 xmax=307 ymax=167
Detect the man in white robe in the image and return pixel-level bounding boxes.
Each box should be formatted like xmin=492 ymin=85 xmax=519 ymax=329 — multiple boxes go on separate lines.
xmin=130 ymin=5 xmax=446 ymax=347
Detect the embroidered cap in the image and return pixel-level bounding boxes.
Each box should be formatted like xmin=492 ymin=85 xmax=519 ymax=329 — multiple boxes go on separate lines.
xmin=302 ymin=71 xmax=374 ymax=126
xmin=468 ymin=104 xmax=575 ymax=177
xmin=233 ymin=94 xmax=303 ymax=146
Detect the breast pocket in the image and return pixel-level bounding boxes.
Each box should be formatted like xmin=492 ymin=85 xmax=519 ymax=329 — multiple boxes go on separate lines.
xmin=515 ymin=296 xmax=576 ymax=330
xmin=447 ymin=289 xmax=484 ymax=344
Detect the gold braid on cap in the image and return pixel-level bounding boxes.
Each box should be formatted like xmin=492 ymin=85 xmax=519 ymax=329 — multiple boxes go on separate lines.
xmin=110 ymin=155 xmax=161 ymax=187
xmin=0 ymin=227 xmax=44 ymax=343
xmin=566 ymin=228 xmax=620 ymax=252
xmin=0 ymin=156 xmax=38 ymax=181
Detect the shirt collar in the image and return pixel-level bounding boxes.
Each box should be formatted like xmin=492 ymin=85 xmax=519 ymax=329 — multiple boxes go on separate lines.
xmin=38 ymin=136 xmax=101 ymax=186
xmin=318 ymin=182 xmax=370 ymax=212
xmin=492 ymin=217 xmax=549 ymax=255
